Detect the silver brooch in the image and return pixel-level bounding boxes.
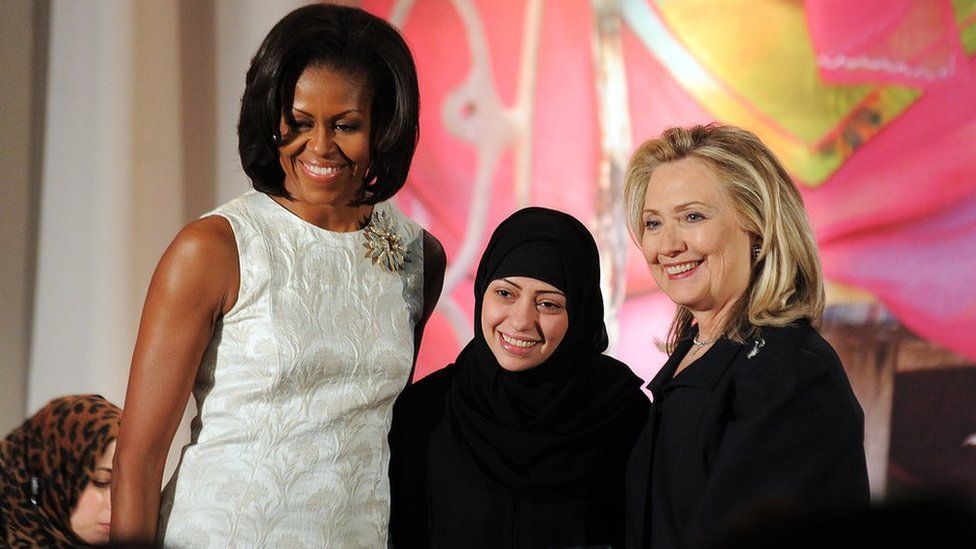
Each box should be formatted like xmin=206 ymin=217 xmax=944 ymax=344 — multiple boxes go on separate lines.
xmin=747 ymin=337 xmax=766 ymax=359
xmin=362 ymin=210 xmax=409 ymax=272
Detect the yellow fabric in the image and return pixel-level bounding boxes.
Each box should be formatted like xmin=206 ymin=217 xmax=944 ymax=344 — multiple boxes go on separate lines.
xmin=651 ymin=0 xmax=920 ymax=186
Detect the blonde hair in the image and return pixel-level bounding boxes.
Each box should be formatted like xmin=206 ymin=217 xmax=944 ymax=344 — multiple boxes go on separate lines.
xmin=623 ymin=123 xmax=824 ymax=352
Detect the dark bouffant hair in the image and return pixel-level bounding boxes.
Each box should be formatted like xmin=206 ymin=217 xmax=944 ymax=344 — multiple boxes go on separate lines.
xmin=238 ymin=3 xmax=420 ymax=204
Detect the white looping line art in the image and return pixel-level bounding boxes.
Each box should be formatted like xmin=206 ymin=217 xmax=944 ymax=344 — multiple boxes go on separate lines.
xmin=389 ymin=1 xmax=652 ymax=349
xmin=817 ymin=54 xmax=955 ymax=81
xmin=390 ymin=0 xmax=543 ymax=345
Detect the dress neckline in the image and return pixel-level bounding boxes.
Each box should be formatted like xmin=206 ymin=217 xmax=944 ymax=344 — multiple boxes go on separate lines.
xmin=259 ymin=191 xmax=380 ymax=239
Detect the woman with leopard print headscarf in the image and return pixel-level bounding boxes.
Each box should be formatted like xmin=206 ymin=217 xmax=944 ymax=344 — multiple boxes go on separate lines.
xmin=0 ymin=394 xmax=121 ymax=547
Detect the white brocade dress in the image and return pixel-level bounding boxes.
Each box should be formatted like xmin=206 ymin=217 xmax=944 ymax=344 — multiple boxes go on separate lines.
xmin=158 ymin=191 xmax=424 ymax=548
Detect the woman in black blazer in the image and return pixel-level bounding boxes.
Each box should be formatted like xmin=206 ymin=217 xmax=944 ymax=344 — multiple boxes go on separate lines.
xmin=621 ymin=123 xmax=869 ymax=548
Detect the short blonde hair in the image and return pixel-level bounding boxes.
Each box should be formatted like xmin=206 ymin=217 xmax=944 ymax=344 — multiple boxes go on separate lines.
xmin=623 ymin=123 xmax=824 ymax=352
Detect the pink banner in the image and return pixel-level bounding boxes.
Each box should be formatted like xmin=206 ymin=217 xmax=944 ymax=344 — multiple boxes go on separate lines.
xmin=805 ymin=0 xmax=969 ymax=87
xmin=363 ymin=0 xmax=976 ymax=379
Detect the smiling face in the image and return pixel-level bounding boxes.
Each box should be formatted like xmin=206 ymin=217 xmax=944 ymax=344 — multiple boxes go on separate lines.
xmin=640 ymin=157 xmax=753 ymax=327
xmin=69 ymin=440 xmax=115 ymax=545
xmin=277 ymin=64 xmax=372 ymax=216
xmin=481 ymin=276 xmax=570 ymax=372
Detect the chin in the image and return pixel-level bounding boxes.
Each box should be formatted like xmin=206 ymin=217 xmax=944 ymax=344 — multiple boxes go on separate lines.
xmin=491 ymin=348 xmax=540 ymax=372
xmin=302 ymin=186 xmax=357 ymax=205
xmin=498 ymin=360 xmax=539 ymax=372
xmin=662 ymin=289 xmax=707 ymax=309
xmin=78 ymin=532 xmax=109 ymax=546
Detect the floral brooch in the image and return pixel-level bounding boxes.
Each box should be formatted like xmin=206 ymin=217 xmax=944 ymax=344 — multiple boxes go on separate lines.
xmin=362 ymin=210 xmax=409 ymax=273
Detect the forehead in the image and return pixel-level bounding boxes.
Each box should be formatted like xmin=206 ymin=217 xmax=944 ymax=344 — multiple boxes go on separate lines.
xmin=96 ymin=440 xmax=116 ymax=468
xmin=291 ymin=64 xmax=372 ymax=107
xmin=644 ymin=157 xmax=729 ymax=209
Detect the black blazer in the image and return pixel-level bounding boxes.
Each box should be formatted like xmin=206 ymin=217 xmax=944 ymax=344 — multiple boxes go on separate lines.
xmin=625 ymin=321 xmax=869 ymax=548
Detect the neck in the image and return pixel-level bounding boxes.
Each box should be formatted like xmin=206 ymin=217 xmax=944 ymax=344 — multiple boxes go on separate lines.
xmin=273 ymin=197 xmax=373 ymax=232
xmin=691 ymin=298 xmax=740 ymax=342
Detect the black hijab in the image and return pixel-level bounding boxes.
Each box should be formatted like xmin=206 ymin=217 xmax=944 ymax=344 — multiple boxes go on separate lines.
xmin=434 ymin=207 xmax=644 ymax=500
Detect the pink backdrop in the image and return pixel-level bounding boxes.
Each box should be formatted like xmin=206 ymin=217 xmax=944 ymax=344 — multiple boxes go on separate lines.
xmin=359 ymin=0 xmax=976 ymax=383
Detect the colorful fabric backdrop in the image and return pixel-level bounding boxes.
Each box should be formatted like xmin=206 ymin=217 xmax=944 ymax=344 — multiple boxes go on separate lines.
xmin=360 ymin=0 xmax=976 ymax=382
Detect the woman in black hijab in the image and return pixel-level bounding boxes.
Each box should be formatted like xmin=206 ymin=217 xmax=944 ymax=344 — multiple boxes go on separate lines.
xmin=389 ymin=207 xmax=649 ymax=548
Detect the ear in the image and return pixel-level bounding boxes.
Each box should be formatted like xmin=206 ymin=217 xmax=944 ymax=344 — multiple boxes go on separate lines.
xmin=751 ymin=235 xmax=763 ymax=261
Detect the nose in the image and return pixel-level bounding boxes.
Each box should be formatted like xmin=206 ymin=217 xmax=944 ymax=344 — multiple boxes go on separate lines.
xmin=307 ymin=125 xmax=335 ymax=156
xmin=508 ymin=297 xmax=537 ymax=332
xmin=656 ymin=223 xmax=685 ymax=258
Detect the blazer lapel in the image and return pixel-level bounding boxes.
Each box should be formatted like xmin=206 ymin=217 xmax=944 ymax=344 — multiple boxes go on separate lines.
xmin=626 ymin=341 xmax=687 ymax=548
xmin=627 ymin=338 xmax=745 ymax=547
xmin=664 ymin=338 xmax=744 ymax=393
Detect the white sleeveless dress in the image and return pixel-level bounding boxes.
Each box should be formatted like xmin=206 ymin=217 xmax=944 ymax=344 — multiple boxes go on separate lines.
xmin=158 ymin=191 xmax=424 ymax=548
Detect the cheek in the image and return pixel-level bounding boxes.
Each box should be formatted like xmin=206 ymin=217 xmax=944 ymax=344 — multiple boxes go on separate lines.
xmin=277 ymin=152 xmax=293 ymax=181
xmin=336 ymin=134 xmax=371 ymax=162
xmin=711 ymin=234 xmax=751 ymax=284
xmin=480 ymin=309 xmax=491 ymax=337
xmin=693 ymin=223 xmax=736 ymax=263
xmin=640 ymin=234 xmax=658 ymax=264
xmin=688 ymin=227 xmax=719 ymax=255
xmin=354 ymin=135 xmax=371 ymax=157
xmin=71 ymin=489 xmax=98 ymax=523
xmin=543 ymin=315 xmax=569 ymax=349
xmin=480 ymin=296 xmax=501 ymax=334
xmin=70 ymin=488 xmax=110 ymax=544
xmin=278 ymin=142 xmax=301 ymax=166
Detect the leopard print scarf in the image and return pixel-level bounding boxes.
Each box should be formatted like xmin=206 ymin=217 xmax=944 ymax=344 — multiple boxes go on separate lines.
xmin=0 ymin=395 xmax=121 ymax=548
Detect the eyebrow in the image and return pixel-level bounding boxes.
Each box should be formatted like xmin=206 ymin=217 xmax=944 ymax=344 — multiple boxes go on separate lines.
xmin=643 ymin=201 xmax=712 ymax=215
xmin=498 ymin=278 xmax=566 ymax=296
xmin=291 ymin=107 xmax=365 ymax=118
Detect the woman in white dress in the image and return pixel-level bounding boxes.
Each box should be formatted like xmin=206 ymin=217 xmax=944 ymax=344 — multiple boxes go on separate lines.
xmin=111 ymin=5 xmax=445 ymax=547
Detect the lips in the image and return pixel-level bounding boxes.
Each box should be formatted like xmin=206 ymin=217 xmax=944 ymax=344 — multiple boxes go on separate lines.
xmin=498 ymin=332 xmax=542 ymax=356
xmin=662 ymin=260 xmax=702 ymax=279
xmin=501 ymin=333 xmax=539 ymax=348
xmin=299 ymin=160 xmax=348 ymax=181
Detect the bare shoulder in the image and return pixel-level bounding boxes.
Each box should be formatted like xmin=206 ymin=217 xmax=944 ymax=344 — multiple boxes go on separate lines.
xmin=151 ymin=215 xmax=239 ymax=314
xmin=171 ymin=216 xmax=236 ymax=259
xmin=161 ymin=216 xmax=237 ymax=275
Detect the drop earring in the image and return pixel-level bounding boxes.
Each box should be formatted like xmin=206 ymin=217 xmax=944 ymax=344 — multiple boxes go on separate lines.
xmin=752 ymin=243 xmax=761 ymax=259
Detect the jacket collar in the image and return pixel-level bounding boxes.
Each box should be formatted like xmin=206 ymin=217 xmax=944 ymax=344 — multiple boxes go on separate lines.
xmin=645 ymin=339 xmax=687 ymax=397
xmin=647 ymin=336 xmax=746 ymax=398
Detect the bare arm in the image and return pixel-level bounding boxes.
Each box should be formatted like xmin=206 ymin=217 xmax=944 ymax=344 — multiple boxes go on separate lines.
xmin=412 ymin=230 xmax=446 ymax=368
xmin=111 ymin=216 xmax=238 ymax=543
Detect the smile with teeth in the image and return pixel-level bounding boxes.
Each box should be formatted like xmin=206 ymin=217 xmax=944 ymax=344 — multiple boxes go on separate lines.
xmin=501 ymin=333 xmax=540 ymax=348
xmin=301 ymin=160 xmax=348 ymax=177
xmin=664 ymin=261 xmax=701 ymax=275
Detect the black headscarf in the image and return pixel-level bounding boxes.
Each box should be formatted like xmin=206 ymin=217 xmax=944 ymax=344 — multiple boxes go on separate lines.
xmin=434 ymin=207 xmax=644 ymax=500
